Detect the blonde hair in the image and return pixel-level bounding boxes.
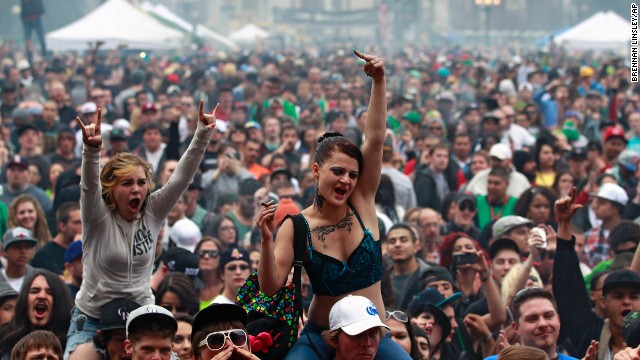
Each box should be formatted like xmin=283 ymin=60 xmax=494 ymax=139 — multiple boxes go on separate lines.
xmin=7 ymin=195 xmax=51 ymax=249
xmin=497 ymin=345 xmax=549 ymax=360
xmin=100 ymin=153 xmax=155 ymax=212
xmin=501 ymin=263 xmax=543 ymax=306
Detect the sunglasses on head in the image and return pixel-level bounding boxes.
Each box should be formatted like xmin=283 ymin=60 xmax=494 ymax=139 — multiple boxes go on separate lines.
xmin=385 ymin=310 xmax=408 ymax=323
xmin=197 ymin=250 xmax=220 ymax=259
xmin=198 ymin=329 xmax=247 ymax=351
xmin=225 ymin=264 xmax=250 ymax=272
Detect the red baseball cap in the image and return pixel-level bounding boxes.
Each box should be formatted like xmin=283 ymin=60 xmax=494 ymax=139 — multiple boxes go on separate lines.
xmin=604 ymin=126 xmax=627 ymax=143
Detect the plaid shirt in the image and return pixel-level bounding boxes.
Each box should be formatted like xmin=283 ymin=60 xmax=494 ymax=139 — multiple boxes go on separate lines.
xmin=583 ymin=226 xmax=611 ymax=268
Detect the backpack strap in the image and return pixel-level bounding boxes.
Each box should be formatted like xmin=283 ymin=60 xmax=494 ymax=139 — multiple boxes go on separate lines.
xmin=287 ymin=214 xmax=307 ymax=312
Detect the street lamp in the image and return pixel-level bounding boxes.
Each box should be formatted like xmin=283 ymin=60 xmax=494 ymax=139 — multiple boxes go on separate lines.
xmin=474 ymin=0 xmax=501 ymax=46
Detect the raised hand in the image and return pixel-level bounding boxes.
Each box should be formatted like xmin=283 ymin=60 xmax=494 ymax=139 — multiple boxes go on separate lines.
xmin=76 ymin=109 xmax=102 ymax=148
xmin=463 ymin=313 xmax=491 ymax=341
xmin=255 ymin=201 xmax=277 ymax=242
xmin=582 ymin=340 xmax=599 ymax=360
xmin=353 ymin=49 xmax=385 ymax=81
xmin=198 ymin=99 xmax=219 ymax=131
xmin=555 ymin=186 xmax=582 ymax=224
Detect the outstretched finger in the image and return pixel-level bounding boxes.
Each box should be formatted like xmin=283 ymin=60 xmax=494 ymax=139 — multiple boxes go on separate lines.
xmin=95 ymin=108 xmax=102 ymax=133
xmin=570 ymin=186 xmax=577 ymax=203
xmin=198 ymin=99 xmax=205 ymax=119
xmin=353 ymin=48 xmax=365 ymax=59
xmin=76 ymin=117 xmax=86 ymax=132
xmin=211 ymin=103 xmax=220 ymax=120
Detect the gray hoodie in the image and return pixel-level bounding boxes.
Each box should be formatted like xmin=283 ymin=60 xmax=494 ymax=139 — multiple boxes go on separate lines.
xmin=76 ymin=122 xmax=212 ymax=319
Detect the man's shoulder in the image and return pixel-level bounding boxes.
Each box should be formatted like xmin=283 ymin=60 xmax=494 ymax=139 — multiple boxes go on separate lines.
xmin=559 ymin=354 xmax=579 ymax=360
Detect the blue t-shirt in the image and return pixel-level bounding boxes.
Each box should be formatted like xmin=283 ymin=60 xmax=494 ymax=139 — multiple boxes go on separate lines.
xmin=485 ymin=353 xmax=578 ymax=360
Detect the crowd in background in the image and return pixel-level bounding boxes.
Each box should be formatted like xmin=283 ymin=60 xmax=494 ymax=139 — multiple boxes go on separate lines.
xmin=1 ymin=33 xmax=640 ymax=360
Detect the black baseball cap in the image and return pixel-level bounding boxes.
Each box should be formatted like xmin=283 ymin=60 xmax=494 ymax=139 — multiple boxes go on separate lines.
xmin=406 ymin=288 xmax=454 ymax=343
xmin=100 ymin=299 xmax=140 ymax=332
xmin=602 ymin=269 xmax=640 ymax=296
xmin=568 ymin=147 xmax=587 ymax=160
xmin=489 ymin=238 xmax=521 ymax=260
xmin=422 ymin=266 xmax=455 ymax=287
xmin=161 ymin=248 xmax=200 ymax=277
xmin=192 ymin=303 xmax=247 ymax=336
xmin=456 ymin=192 xmax=476 ymax=207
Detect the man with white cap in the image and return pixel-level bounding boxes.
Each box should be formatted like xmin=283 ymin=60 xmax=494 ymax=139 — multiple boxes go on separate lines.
xmin=584 ymin=182 xmax=628 ymax=267
xmin=124 ymin=304 xmax=177 ymax=360
xmin=322 ymin=295 xmax=390 ymax=360
xmin=464 ymin=143 xmax=530 ymax=199
xmin=74 ymin=102 xmax=113 ymax=157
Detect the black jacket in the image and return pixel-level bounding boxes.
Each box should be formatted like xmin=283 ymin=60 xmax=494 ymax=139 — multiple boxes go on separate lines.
xmin=552 ymin=236 xmax=604 ymax=358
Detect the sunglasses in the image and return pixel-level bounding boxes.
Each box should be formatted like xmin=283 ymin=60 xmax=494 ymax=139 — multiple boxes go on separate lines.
xmin=225 ymin=264 xmax=250 ymax=272
xmin=385 ymin=310 xmax=408 ymax=323
xmin=198 ymin=329 xmax=247 ymax=351
xmin=161 ymin=304 xmax=187 ymax=313
xmin=459 ymin=203 xmax=476 ymax=212
xmin=197 ymin=250 xmax=220 ymax=259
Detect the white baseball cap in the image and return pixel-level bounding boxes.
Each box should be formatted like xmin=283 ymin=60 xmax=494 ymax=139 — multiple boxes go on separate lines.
xmin=169 ymin=219 xmax=202 ymax=253
xmin=329 ymin=295 xmax=389 ymax=336
xmin=594 ymin=183 xmax=629 ymax=206
xmin=81 ymin=102 xmax=98 ymax=114
xmin=126 ymin=304 xmax=177 ymax=338
xmin=489 ymin=143 xmax=512 ymax=160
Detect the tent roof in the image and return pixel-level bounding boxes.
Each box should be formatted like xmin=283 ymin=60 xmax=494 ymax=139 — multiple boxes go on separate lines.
xmin=554 ymin=11 xmax=631 ymax=50
xmin=140 ymin=2 xmax=239 ymax=50
xmin=228 ymin=24 xmax=270 ymax=43
xmin=46 ymin=0 xmax=184 ymax=51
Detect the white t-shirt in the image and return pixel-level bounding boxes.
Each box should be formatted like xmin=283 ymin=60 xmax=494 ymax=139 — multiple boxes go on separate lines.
xmin=1 ymin=268 xmax=25 ymax=292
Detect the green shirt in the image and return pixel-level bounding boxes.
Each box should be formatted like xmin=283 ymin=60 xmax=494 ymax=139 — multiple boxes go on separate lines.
xmin=476 ymin=195 xmax=518 ymax=230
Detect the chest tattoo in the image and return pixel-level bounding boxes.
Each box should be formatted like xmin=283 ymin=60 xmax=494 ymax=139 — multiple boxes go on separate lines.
xmin=311 ymin=212 xmax=353 ymax=249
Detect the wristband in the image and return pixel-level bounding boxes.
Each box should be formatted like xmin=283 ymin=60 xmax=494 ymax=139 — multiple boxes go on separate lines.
xmin=482 ymin=333 xmax=492 ymax=342
xmin=481 ymin=270 xmax=492 ymax=283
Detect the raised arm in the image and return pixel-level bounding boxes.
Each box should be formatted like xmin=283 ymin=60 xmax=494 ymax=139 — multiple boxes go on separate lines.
xmin=353 ymin=49 xmax=386 ymax=199
xmin=553 ymin=188 xmax=601 ymax=356
xmin=146 ymin=100 xmax=216 ymax=220
xmin=78 ymin=110 xmax=109 ymax=226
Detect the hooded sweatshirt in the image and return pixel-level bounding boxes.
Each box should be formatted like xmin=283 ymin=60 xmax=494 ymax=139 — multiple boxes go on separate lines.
xmin=76 ymin=122 xmax=212 ymax=319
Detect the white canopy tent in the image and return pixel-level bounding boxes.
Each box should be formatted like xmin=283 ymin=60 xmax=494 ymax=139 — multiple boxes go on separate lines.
xmin=228 ymin=24 xmax=270 ymax=43
xmin=46 ymin=0 xmax=185 ymax=51
xmin=140 ymin=2 xmax=239 ymax=50
xmin=553 ymin=11 xmax=631 ymax=50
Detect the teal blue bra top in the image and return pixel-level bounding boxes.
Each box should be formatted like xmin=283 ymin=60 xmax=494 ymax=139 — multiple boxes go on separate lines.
xmin=299 ymin=203 xmax=383 ymax=297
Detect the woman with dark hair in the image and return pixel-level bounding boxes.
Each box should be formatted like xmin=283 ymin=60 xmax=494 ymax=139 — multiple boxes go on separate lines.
xmin=553 ymin=170 xmax=576 ymax=198
xmin=66 ymin=100 xmax=218 ymax=358
xmin=513 ymin=186 xmax=558 ymax=227
xmin=202 ymin=214 xmax=238 ymax=249
xmin=256 ymin=50 xmax=410 ymax=359
xmin=385 ymin=309 xmax=422 ymax=359
xmin=156 ymin=273 xmax=199 ymax=316
xmin=534 ymin=139 xmax=558 ymax=187
xmin=0 ymin=270 xmax=72 ymax=357
xmin=173 ymin=313 xmax=193 ymax=360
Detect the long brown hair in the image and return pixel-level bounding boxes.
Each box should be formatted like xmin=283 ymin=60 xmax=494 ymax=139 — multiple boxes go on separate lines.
xmin=7 ymin=195 xmax=51 ymax=249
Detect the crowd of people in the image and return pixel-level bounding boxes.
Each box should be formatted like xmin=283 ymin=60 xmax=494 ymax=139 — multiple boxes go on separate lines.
xmin=2 ymin=26 xmax=640 ymax=360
